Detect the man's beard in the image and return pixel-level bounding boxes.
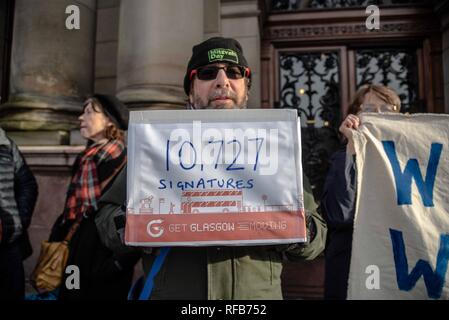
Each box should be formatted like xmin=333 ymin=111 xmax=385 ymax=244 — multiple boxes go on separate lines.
xmin=192 ymin=88 xmax=247 ymax=109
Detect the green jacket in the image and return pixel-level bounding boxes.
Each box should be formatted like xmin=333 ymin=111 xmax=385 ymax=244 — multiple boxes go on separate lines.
xmin=95 ymin=167 xmax=326 ymax=300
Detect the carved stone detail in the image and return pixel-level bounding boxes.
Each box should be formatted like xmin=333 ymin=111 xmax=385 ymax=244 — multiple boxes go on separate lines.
xmin=265 ymin=21 xmax=439 ymax=40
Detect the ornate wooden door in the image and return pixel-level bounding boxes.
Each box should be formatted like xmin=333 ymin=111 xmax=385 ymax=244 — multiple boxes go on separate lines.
xmin=262 ymin=0 xmax=444 ymax=299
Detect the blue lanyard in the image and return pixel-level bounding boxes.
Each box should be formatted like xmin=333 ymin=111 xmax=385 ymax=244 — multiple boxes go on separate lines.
xmin=137 ymin=247 xmax=170 ymax=300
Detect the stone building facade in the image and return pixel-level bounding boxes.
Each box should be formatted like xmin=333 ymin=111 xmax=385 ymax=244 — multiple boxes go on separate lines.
xmin=0 ymin=0 xmax=448 ymax=298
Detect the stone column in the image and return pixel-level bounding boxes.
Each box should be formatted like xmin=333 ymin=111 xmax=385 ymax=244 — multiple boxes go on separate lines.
xmin=221 ymin=0 xmax=261 ymax=109
xmin=116 ymin=0 xmax=203 ymax=110
xmin=0 ymin=0 xmax=96 ymax=145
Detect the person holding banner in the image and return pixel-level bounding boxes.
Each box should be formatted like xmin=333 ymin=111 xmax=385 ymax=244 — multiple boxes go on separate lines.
xmin=95 ymin=37 xmax=326 ymax=300
xmin=319 ymin=84 xmax=401 ymax=300
xmin=46 ymin=95 xmax=140 ymax=300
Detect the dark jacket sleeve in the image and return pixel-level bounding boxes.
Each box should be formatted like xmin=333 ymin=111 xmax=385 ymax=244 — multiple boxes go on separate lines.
xmin=319 ymin=148 xmax=356 ymax=230
xmin=95 ymin=166 xmax=140 ymax=256
xmin=11 ymin=139 xmax=38 ymax=230
xmin=91 ymin=248 xmax=141 ymax=280
xmin=284 ymin=175 xmax=327 ymax=261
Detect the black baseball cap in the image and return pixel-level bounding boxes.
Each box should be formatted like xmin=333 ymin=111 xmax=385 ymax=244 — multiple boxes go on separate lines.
xmin=184 ymin=37 xmax=251 ymax=95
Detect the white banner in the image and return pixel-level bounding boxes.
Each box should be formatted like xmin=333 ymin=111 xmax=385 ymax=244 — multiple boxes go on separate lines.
xmin=125 ymin=109 xmax=307 ymax=246
xmin=348 ymin=113 xmax=449 ymax=299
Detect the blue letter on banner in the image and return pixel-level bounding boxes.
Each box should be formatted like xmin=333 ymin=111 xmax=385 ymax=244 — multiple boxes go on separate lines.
xmin=382 ymin=141 xmax=442 ymax=207
xmin=390 ymin=228 xmax=449 ymax=299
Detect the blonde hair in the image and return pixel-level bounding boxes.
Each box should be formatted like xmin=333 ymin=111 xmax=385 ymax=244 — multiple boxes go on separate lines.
xmin=347 ymin=84 xmax=401 ymax=115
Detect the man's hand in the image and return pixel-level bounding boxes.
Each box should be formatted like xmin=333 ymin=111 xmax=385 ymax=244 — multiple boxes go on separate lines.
xmin=339 ymin=114 xmax=360 ymax=155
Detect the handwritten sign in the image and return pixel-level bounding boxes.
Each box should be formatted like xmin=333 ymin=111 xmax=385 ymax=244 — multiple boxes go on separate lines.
xmin=348 ymin=113 xmax=449 ymax=299
xmin=125 ymin=109 xmax=306 ymax=246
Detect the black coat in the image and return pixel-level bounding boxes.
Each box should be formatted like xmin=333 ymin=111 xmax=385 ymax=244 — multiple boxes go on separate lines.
xmin=57 ymin=215 xmax=139 ymax=300
xmin=0 ymin=131 xmax=38 ymax=257
xmin=0 ymin=129 xmax=38 ymax=299
xmin=50 ymin=145 xmax=140 ymax=300
xmin=318 ymin=148 xmax=357 ymax=300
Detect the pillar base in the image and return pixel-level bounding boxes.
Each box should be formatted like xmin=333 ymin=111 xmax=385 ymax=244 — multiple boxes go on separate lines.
xmin=0 ymin=94 xmax=82 ymax=131
xmin=117 ymin=85 xmax=187 ymax=110
xmin=6 ymin=131 xmax=70 ymax=146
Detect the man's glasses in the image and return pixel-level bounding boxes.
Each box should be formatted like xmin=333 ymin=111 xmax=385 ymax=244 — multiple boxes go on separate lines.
xmin=190 ymin=65 xmax=250 ymax=81
xmin=360 ymin=103 xmax=398 ymax=113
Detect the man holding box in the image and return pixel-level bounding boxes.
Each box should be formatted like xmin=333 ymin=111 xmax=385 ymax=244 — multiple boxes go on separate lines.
xmin=95 ymin=37 xmax=326 ymax=300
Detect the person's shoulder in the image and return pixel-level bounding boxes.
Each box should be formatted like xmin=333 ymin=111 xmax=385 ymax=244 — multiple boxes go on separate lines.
xmin=0 ymin=128 xmax=12 ymax=148
xmin=329 ymin=146 xmax=348 ymax=162
xmin=114 ymin=164 xmax=127 ymax=181
xmin=332 ymin=146 xmax=347 ymax=156
xmin=99 ymin=164 xmax=127 ymax=204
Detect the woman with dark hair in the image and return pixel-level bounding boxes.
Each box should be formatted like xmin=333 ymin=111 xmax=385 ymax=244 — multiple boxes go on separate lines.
xmin=49 ymin=94 xmax=139 ymax=300
xmin=319 ymin=84 xmax=401 ymax=300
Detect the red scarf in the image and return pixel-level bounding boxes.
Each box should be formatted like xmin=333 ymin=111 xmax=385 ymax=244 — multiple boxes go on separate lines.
xmin=63 ymin=139 xmax=125 ymax=221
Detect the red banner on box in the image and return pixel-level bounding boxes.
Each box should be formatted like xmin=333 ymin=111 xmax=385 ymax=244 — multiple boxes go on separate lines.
xmin=125 ymin=210 xmax=306 ymax=245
